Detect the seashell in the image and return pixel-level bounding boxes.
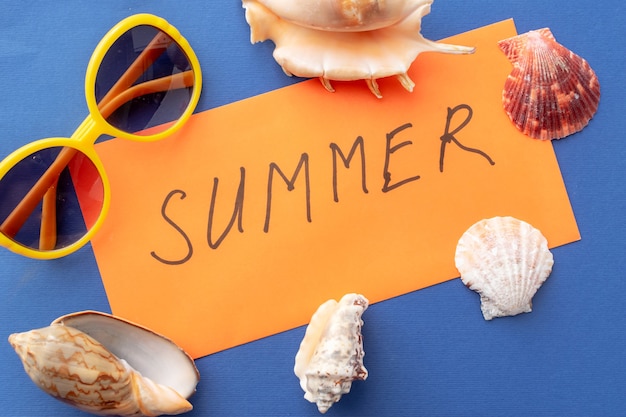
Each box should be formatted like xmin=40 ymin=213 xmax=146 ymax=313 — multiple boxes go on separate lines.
xmin=294 ymin=293 xmax=368 ymax=413
xmin=242 ymin=0 xmax=475 ymax=98
xmin=498 ymin=28 xmax=600 ymax=140
xmin=8 ymin=311 xmax=199 ymax=416
xmin=454 ymin=217 xmax=554 ymax=320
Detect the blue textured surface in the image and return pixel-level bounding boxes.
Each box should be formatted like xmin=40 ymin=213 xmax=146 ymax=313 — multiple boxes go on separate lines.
xmin=1 ymin=1 xmax=625 ymax=416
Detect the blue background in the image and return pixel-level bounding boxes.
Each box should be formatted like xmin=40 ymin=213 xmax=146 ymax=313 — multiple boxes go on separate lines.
xmin=1 ymin=1 xmax=624 ymax=416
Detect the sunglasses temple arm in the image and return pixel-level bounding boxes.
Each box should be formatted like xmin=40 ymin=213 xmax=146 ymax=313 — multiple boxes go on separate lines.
xmin=31 ymin=70 xmax=193 ymax=249
xmin=98 ymin=70 xmax=194 ymax=118
xmin=0 ymin=147 xmax=78 ymax=239
xmin=1 ymin=34 xmax=181 ymax=248
xmin=98 ymin=33 xmax=174 ymax=110
xmin=38 ymin=177 xmax=59 ymax=250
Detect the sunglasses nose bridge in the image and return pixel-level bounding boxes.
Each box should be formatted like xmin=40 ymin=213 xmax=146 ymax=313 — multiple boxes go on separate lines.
xmin=0 ymin=16 xmax=201 ymax=259
xmin=70 ymin=114 xmax=106 ymax=148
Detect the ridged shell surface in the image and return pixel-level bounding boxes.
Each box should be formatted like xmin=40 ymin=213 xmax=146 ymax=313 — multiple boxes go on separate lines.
xmin=8 ymin=312 xmax=198 ymax=416
xmin=252 ymin=0 xmax=422 ymax=31
xmin=498 ymin=28 xmax=600 ymax=140
xmin=454 ymin=217 xmax=554 ymax=320
xmin=242 ymin=0 xmax=474 ymax=97
xmin=294 ymin=293 xmax=368 ymax=413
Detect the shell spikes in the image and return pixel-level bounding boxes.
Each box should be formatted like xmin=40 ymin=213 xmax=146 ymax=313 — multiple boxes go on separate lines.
xmin=294 ymin=293 xmax=369 ymax=413
xmin=455 ymin=217 xmax=554 ymax=320
xmin=242 ymin=0 xmax=475 ymax=98
xmin=498 ymin=28 xmax=600 ymax=140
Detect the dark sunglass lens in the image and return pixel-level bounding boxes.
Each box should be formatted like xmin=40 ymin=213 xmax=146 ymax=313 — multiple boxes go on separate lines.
xmin=0 ymin=147 xmax=104 ymax=251
xmin=95 ymin=25 xmax=195 ymax=135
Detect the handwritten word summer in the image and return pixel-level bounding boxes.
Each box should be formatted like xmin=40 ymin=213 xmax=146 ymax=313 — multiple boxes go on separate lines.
xmin=150 ymin=104 xmax=495 ymax=265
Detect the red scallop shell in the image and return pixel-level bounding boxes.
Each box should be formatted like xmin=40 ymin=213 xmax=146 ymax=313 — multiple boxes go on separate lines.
xmin=498 ymin=28 xmax=600 ymax=140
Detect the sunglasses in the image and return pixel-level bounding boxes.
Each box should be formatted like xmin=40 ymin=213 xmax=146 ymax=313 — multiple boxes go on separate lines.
xmin=0 ymin=14 xmax=202 ymax=259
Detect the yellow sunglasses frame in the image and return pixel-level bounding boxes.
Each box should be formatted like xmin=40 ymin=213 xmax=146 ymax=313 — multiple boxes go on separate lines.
xmin=0 ymin=14 xmax=202 ymax=259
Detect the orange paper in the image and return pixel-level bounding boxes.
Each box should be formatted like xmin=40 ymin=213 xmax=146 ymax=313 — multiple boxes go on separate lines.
xmin=88 ymin=19 xmax=579 ymax=359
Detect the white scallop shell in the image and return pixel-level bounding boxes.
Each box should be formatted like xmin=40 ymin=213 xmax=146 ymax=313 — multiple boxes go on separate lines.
xmin=8 ymin=311 xmax=199 ymax=416
xmin=294 ymin=293 xmax=368 ymax=413
xmin=454 ymin=217 xmax=554 ymax=320
xmin=242 ymin=0 xmax=475 ymax=98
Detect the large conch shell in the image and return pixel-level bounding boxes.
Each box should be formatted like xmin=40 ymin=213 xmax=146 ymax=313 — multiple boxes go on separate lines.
xmin=454 ymin=217 xmax=554 ymax=320
xmin=8 ymin=311 xmax=199 ymax=416
xmin=294 ymin=293 xmax=368 ymax=413
xmin=242 ymin=0 xmax=475 ymax=98
xmin=498 ymin=28 xmax=600 ymax=140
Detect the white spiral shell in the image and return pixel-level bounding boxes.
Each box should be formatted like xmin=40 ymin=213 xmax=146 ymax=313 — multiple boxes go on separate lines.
xmin=252 ymin=0 xmax=423 ymax=31
xmin=242 ymin=0 xmax=475 ymax=97
xmin=294 ymin=293 xmax=369 ymax=413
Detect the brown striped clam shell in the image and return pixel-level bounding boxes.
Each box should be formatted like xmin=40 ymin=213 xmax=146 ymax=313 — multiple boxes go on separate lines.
xmin=498 ymin=28 xmax=600 ymax=140
xmin=8 ymin=311 xmax=199 ymax=416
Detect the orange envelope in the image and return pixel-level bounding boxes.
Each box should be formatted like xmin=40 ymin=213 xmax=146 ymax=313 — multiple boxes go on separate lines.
xmin=88 ymin=19 xmax=579 ymax=359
